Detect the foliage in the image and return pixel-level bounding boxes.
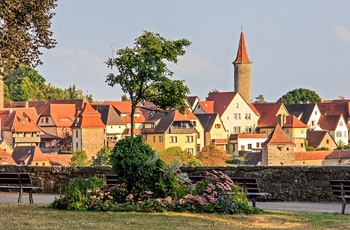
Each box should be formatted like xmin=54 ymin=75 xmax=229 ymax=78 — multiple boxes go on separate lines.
xmin=254 ymin=94 xmax=267 ymax=103
xmin=197 ymin=145 xmax=230 ymax=166
xmin=158 ymin=146 xmax=202 ymax=166
xmin=110 ymin=136 xmax=178 ymax=199
xmin=206 ymin=88 xmax=219 ymax=99
xmin=51 ymin=176 xmax=106 ymax=211
xmin=105 ymin=31 xmax=191 ymax=136
xmin=92 ymin=147 xmax=113 ymax=166
xmin=226 ymin=155 xmax=252 ymax=165
xmin=277 ymin=88 xmax=321 ymax=104
xmin=4 ymin=65 xmax=94 ymax=101
xmin=70 ymin=149 xmax=91 ymax=166
xmin=0 ymin=0 xmax=57 ymax=70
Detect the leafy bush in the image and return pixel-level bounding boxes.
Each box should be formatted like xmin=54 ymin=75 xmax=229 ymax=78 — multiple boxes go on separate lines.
xmin=51 ymin=176 xmax=106 ymax=211
xmin=197 ymin=145 xmax=230 ymax=166
xmin=159 ymin=146 xmax=202 ymax=166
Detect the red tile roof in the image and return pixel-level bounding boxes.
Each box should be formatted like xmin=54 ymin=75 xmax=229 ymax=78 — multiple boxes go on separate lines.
xmin=206 ymin=92 xmax=238 ymax=116
xmin=0 ymin=148 xmax=16 ymax=164
xmin=230 ymin=133 xmax=268 ymax=140
xmin=198 ymin=101 xmax=214 ymax=113
xmin=1 ymin=109 xmax=41 ymax=132
xmin=105 ymin=101 xmax=145 ymax=123
xmin=318 ymin=101 xmax=350 ymax=121
xmin=74 ymin=102 xmax=105 ymax=128
xmin=233 ymin=31 xmax=252 ymax=64
xmin=283 ymin=115 xmax=307 ymax=128
xmin=47 ymin=154 xmax=73 ymax=166
xmin=42 ymin=104 xmax=76 ymax=127
xmin=294 ymin=150 xmax=332 ymax=161
xmin=317 ymin=115 xmax=342 ymax=130
xmin=265 ymin=124 xmax=295 ymax=145
xmin=253 ymin=103 xmax=285 ymax=128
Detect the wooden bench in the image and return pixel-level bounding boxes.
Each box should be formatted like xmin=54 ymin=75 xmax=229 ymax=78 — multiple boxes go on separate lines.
xmin=0 ymin=173 xmax=41 ymax=203
xmin=189 ymin=176 xmax=269 ymax=207
xmin=329 ymin=180 xmax=350 ymax=214
xmin=105 ymin=174 xmax=118 ymax=186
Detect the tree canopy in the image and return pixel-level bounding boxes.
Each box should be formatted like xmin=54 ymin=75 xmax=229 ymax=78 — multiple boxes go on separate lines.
xmin=277 ymin=88 xmax=321 ymax=104
xmin=106 ymin=31 xmax=191 ymax=136
xmin=254 ymin=94 xmax=266 ymax=104
xmin=158 ymin=146 xmax=202 ymax=166
xmin=5 ymin=65 xmax=93 ymax=102
xmin=0 ymin=0 xmax=57 ymax=71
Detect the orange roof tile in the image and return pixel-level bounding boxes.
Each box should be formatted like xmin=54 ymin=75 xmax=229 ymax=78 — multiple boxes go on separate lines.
xmin=0 ymin=148 xmax=16 ymax=164
xmin=198 ymin=101 xmax=214 ymax=113
xmin=253 ymin=103 xmax=285 ymax=128
xmin=47 ymin=154 xmax=73 ymax=166
xmin=74 ymin=102 xmax=105 ymax=128
xmin=294 ymin=150 xmax=332 ymax=161
xmin=233 ymin=31 xmax=252 ymax=64
xmin=266 ymin=124 xmax=295 ymax=145
xmin=283 ymin=115 xmax=307 ymax=128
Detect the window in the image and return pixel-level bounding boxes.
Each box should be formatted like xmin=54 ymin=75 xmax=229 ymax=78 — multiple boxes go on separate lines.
xmin=315 ymin=111 xmax=318 ymax=115
xmin=76 ymin=142 xmax=78 ymax=149
xmin=233 ymin=126 xmax=241 ymax=133
xmin=227 ymin=116 xmax=229 ymax=120
xmin=301 ymin=130 xmax=304 ymax=134
xmin=248 ymin=144 xmax=252 ymax=149
xmin=153 ymin=136 xmax=156 ymax=142
xmin=245 ymin=126 xmax=252 ymax=133
xmin=285 ymin=129 xmax=289 ymax=134
xmin=192 ymin=121 xmax=196 ymax=127
xmin=76 ymin=130 xmax=79 ymax=138
xmin=234 ymin=113 xmax=241 ymax=120
xmin=240 ymin=145 xmax=245 ymax=151
xmin=169 ymin=136 xmax=177 ymax=143
xmin=235 ymin=103 xmax=239 ymax=108
xmin=196 ymin=144 xmax=201 ymax=152
xmin=245 ymin=113 xmax=251 ymax=120
xmin=326 ymin=139 xmax=329 ymax=144
xmin=186 ymin=148 xmax=194 ymax=154
xmin=42 ymin=163 xmax=45 ymax=166
xmin=311 ymin=120 xmax=316 ymax=126
xmin=159 ymin=136 xmax=163 ymax=142
xmin=336 ymin=131 xmax=342 ymax=138
xmin=186 ymin=136 xmax=194 ymax=142
xmin=215 ymin=124 xmax=221 ymax=128
xmin=301 ymin=143 xmax=304 ymax=147
xmin=45 ymin=117 xmax=49 ymax=124
xmin=256 ymin=142 xmax=260 ymax=148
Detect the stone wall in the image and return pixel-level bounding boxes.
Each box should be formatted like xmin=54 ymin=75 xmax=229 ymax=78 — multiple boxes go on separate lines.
xmin=1 ymin=165 xmax=350 ymax=202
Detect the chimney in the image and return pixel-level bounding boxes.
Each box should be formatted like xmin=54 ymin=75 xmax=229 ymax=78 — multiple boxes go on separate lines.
xmin=25 ymin=101 xmax=29 ymax=108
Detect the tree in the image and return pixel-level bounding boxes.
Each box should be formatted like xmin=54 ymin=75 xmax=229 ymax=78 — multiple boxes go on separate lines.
xmin=206 ymin=88 xmax=219 ymax=100
xmin=254 ymin=94 xmax=266 ymax=104
xmin=158 ymin=146 xmax=202 ymax=166
xmin=197 ymin=145 xmax=230 ymax=166
xmin=106 ymin=31 xmax=191 ymax=136
xmin=92 ymin=146 xmax=112 ymax=166
xmin=277 ymin=88 xmax=321 ymax=104
xmin=0 ymin=0 xmax=57 ymax=71
xmin=70 ymin=149 xmax=91 ymax=166
xmin=5 ymin=65 xmax=46 ymax=101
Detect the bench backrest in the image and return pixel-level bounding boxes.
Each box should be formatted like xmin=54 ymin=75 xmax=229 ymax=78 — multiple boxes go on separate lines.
xmin=0 ymin=173 xmax=32 ymax=186
xmin=105 ymin=174 xmax=118 ymax=185
xmin=330 ymin=180 xmax=350 ymax=197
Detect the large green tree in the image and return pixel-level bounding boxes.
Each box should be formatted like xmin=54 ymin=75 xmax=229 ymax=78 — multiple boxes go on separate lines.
xmin=0 ymin=0 xmax=57 ymax=71
xmin=106 ymin=31 xmax=191 ymax=136
xmin=277 ymin=88 xmax=321 ymax=104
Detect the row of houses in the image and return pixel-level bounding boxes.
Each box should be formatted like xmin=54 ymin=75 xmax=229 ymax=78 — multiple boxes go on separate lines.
xmin=0 ymin=93 xmax=350 ymax=166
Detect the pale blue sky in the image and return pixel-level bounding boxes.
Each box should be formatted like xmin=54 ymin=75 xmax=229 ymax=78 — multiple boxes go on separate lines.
xmin=36 ymin=1 xmax=350 ymax=102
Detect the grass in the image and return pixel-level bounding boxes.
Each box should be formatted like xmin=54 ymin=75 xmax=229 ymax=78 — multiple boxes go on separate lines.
xmin=1 ymin=203 xmax=349 ymax=230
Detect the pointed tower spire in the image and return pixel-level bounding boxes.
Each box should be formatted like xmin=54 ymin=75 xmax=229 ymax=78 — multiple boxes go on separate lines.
xmin=233 ymin=30 xmax=253 ymax=103
xmin=233 ymin=31 xmax=252 ymax=64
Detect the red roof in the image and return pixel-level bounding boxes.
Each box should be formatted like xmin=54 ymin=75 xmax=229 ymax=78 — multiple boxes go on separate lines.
xmin=1 ymin=109 xmax=41 ymax=132
xmin=229 ymin=133 xmax=267 ymax=140
xmin=294 ymin=150 xmax=332 ymax=161
xmin=198 ymin=101 xmax=214 ymax=113
xmin=318 ymin=115 xmax=342 ymax=130
xmin=283 ymin=115 xmax=307 ymax=128
xmin=0 ymin=148 xmax=16 ymax=165
xmin=42 ymin=104 xmax=75 ymax=127
xmin=265 ymin=124 xmax=295 ymax=145
xmin=233 ymin=31 xmax=252 ymax=64
xmin=253 ymin=103 xmax=285 ymax=128
xmin=206 ymin=92 xmax=238 ymax=116
xmin=74 ymin=102 xmax=105 ymax=128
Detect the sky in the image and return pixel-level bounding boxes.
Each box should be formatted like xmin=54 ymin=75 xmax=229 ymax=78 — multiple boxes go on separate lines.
xmin=36 ymin=0 xmax=350 ymax=103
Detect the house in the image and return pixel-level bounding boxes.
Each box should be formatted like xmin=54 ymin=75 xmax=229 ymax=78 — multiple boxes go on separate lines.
xmin=285 ymin=103 xmax=321 ymax=130
xmin=106 ymin=101 xmax=145 ymax=130
xmin=71 ymin=102 xmax=106 ymax=160
xmin=37 ymin=104 xmax=76 ymax=139
xmin=92 ymin=104 xmax=127 ymax=147
xmin=306 ymin=130 xmax=337 ymax=150
xmin=316 ymin=114 xmax=348 ymax=145
xmin=0 ymin=140 xmax=13 ymax=154
xmin=142 ymin=109 xmax=198 ymax=154
xmin=0 ymin=108 xmax=42 ymax=148
xmin=261 ymin=124 xmax=295 ymax=166
xmin=282 ymin=115 xmax=308 ymax=152
xmin=12 ymin=146 xmax=51 ymax=166
xmin=0 ymin=148 xmax=16 ymax=165
xmin=195 ymin=113 xmax=227 ymax=151
xmin=205 ymin=92 xmax=259 ymax=135
xmin=323 ymin=150 xmax=350 ymax=166
xmin=252 ymin=103 xmax=289 ymax=135
xmin=229 ymin=133 xmax=268 ymax=157
xmin=192 ymin=101 xmax=215 ymax=114
xmin=186 ymin=96 xmax=200 ymax=112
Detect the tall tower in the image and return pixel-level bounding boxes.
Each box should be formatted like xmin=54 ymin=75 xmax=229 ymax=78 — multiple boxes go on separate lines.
xmin=233 ymin=31 xmax=253 ymax=103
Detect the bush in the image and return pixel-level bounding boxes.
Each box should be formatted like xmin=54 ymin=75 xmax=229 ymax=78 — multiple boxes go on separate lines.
xmin=159 ymin=146 xmax=202 ymax=166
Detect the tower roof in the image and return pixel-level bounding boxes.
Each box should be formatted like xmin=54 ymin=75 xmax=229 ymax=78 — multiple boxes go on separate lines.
xmin=233 ymin=31 xmax=252 ymax=64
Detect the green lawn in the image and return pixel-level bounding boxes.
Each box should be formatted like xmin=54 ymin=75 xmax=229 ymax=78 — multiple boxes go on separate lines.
xmin=1 ymin=203 xmax=349 ymax=230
